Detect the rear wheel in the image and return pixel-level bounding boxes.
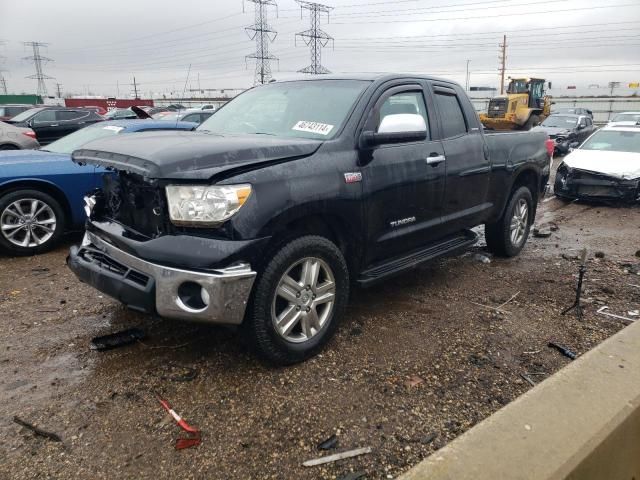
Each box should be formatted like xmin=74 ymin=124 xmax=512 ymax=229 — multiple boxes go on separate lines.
xmin=0 ymin=189 xmax=65 ymax=255
xmin=0 ymin=144 xmax=19 ymax=150
xmin=521 ymin=114 xmax=540 ymax=130
xmin=485 ymin=186 xmax=533 ymax=257
xmin=244 ymin=235 xmax=349 ymax=365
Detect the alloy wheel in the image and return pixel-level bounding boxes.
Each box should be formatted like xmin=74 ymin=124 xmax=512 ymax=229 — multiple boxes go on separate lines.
xmin=509 ymin=198 xmax=528 ymax=247
xmin=1 ymin=198 xmax=57 ymax=248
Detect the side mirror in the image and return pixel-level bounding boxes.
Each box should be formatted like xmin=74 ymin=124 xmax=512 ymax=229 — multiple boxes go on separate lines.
xmin=360 ymin=114 xmax=427 ymax=148
xmin=27 ymin=120 xmax=34 ymax=127
xmin=577 ymin=124 xmax=585 ymax=130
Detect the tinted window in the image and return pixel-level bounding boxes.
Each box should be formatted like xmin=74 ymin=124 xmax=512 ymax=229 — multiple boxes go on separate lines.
xmin=182 ymin=113 xmax=202 ymax=124
xmin=434 ymin=92 xmax=467 ymax=138
xmin=378 ymin=91 xmax=429 ymax=136
xmin=57 ymin=110 xmax=86 ymax=121
xmin=32 ymin=110 xmax=57 ymax=123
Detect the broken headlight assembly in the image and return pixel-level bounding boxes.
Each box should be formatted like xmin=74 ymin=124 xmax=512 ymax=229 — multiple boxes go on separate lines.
xmin=165 ymin=184 xmax=252 ymax=227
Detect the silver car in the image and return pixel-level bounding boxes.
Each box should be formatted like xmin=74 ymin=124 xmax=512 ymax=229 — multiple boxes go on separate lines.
xmin=0 ymin=121 xmax=40 ymax=150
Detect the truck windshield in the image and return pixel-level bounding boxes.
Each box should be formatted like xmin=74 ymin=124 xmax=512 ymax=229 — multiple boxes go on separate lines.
xmin=541 ymin=115 xmax=578 ymax=128
xmin=581 ymin=130 xmax=640 ymax=154
xmin=43 ymin=124 xmax=125 ymax=154
xmin=197 ymin=80 xmax=370 ymax=139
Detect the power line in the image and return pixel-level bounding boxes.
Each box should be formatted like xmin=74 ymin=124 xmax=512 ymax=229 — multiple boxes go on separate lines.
xmin=244 ymin=0 xmax=279 ymax=85
xmin=295 ymin=1 xmax=334 ymax=75
xmin=23 ymin=41 xmax=54 ymax=97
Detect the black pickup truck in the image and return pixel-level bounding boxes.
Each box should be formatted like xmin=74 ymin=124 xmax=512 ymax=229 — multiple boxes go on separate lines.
xmin=68 ymin=75 xmax=550 ymax=364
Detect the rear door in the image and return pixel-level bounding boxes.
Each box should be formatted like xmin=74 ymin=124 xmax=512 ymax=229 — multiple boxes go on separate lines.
xmin=30 ymin=109 xmax=62 ymax=145
xmin=430 ymin=83 xmax=492 ymax=234
xmin=361 ymin=83 xmax=446 ymax=264
xmin=56 ymin=110 xmax=91 ymax=140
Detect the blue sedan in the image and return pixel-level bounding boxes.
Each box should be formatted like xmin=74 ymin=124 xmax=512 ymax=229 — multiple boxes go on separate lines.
xmin=0 ymin=120 xmax=196 ymax=255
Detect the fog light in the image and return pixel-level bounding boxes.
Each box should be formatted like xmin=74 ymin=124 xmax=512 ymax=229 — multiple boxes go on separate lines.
xmin=177 ymin=281 xmax=208 ymax=312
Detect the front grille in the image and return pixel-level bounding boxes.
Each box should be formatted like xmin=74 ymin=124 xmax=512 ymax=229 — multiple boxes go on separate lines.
xmin=82 ymin=249 xmax=150 ymax=287
xmin=487 ymin=99 xmax=507 ymax=118
xmin=99 ymin=173 xmax=168 ymax=238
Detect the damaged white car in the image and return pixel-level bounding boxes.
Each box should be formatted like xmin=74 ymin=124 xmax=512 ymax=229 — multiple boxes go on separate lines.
xmin=554 ymin=125 xmax=640 ymax=202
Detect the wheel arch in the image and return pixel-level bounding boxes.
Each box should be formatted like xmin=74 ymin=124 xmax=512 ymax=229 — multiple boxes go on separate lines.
xmin=509 ymin=167 xmax=540 ymax=224
xmin=0 ymin=179 xmax=74 ymax=228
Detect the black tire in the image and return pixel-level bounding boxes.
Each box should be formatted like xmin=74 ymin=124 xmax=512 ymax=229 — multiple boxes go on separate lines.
xmin=0 ymin=144 xmax=19 ymax=150
xmin=0 ymin=189 xmax=66 ymax=255
xmin=521 ymin=114 xmax=540 ymax=131
xmin=244 ymin=235 xmax=349 ymax=365
xmin=485 ymin=186 xmax=533 ymax=257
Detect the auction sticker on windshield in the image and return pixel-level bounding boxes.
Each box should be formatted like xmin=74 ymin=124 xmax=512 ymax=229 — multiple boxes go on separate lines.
xmin=292 ymin=121 xmax=334 ymax=135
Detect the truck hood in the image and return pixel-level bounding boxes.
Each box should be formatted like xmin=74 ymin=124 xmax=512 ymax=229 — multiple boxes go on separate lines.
xmin=0 ymin=149 xmax=70 ymax=164
xmin=72 ymin=131 xmax=323 ymax=180
xmin=563 ymin=149 xmax=640 ymax=180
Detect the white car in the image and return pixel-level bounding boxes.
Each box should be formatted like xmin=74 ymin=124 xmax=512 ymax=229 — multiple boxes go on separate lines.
xmin=607 ymin=111 xmax=640 ymax=127
xmin=554 ymin=125 xmax=640 ymax=202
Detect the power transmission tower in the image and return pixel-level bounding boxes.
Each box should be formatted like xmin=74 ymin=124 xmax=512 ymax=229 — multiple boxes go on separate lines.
xmin=0 ymin=73 xmax=7 ymax=95
xmin=498 ymin=35 xmax=507 ymax=95
xmin=244 ymin=0 xmax=278 ymax=85
xmin=55 ymin=83 xmax=63 ymax=98
xmin=23 ymin=41 xmax=54 ymax=97
xmin=295 ymin=1 xmax=333 ymax=75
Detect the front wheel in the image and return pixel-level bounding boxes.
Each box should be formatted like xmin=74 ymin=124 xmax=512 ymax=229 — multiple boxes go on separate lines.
xmin=244 ymin=235 xmax=349 ymax=365
xmin=485 ymin=186 xmax=533 ymax=257
xmin=0 ymin=189 xmax=66 ymax=255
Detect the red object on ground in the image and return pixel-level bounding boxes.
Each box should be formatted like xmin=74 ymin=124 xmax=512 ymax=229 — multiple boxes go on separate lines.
xmin=156 ymin=393 xmax=201 ymax=450
xmin=545 ymin=138 xmax=555 ymax=157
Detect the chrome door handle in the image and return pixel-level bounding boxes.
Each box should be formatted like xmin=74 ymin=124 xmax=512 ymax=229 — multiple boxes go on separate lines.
xmin=426 ymin=155 xmax=446 ymax=165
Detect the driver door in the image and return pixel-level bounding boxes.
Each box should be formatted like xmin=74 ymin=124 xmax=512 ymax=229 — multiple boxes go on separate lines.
xmin=30 ymin=109 xmax=63 ymax=145
xmin=361 ymin=84 xmax=446 ymax=265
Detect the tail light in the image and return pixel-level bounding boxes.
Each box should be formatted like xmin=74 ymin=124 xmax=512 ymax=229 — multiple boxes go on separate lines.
xmin=22 ymin=130 xmax=37 ymax=140
xmin=545 ymin=138 xmax=554 ymax=157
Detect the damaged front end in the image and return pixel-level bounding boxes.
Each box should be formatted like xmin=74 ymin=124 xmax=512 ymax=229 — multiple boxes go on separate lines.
xmin=554 ymin=164 xmax=640 ymax=202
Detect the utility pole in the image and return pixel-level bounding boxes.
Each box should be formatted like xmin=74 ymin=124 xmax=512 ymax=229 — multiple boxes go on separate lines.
xmin=131 ymin=76 xmax=139 ymax=99
xmin=465 ymin=60 xmax=470 ymax=91
xmin=295 ymin=1 xmax=334 ymax=75
xmin=499 ymin=34 xmax=507 ymax=95
xmin=23 ymin=41 xmax=54 ymax=97
xmin=55 ymin=83 xmax=63 ymax=98
xmin=244 ymin=0 xmax=279 ymax=85
xmin=608 ymin=81 xmax=620 ymax=96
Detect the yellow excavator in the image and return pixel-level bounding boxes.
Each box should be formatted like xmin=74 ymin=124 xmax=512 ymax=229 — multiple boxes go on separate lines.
xmin=479 ymin=77 xmax=552 ymax=130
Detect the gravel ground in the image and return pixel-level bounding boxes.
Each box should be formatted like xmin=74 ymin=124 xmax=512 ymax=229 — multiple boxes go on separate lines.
xmin=1 ymin=165 xmax=639 ymax=479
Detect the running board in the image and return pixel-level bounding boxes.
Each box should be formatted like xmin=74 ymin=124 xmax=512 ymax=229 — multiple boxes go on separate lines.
xmin=357 ymin=229 xmax=478 ymax=287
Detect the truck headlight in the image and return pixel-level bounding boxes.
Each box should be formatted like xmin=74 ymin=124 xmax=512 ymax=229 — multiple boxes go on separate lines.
xmin=165 ymin=184 xmax=252 ymax=226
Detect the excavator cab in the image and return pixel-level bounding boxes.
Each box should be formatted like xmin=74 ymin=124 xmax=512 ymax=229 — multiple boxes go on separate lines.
xmin=528 ymin=79 xmax=546 ymax=109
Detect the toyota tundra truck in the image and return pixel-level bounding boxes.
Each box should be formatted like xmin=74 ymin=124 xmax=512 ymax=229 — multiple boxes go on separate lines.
xmin=68 ymin=74 xmax=550 ymax=364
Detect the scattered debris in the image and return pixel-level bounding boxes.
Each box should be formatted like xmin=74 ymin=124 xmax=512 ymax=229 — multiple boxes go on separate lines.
xmin=318 ymin=434 xmax=338 ymax=450
xmin=404 ymin=375 xmax=424 ymax=388
xmin=337 ymin=471 xmax=366 ymax=480
xmin=303 ymin=447 xmax=372 ymax=467
xmin=470 ymin=291 xmax=519 ymax=314
xmin=562 ymin=248 xmax=587 ymax=319
xmin=90 ymin=328 xmax=145 ymax=351
xmin=474 ymin=253 xmax=491 ymax=264
xmin=629 ymin=310 xmax=639 ymax=317
xmin=523 ymin=349 xmax=541 ymax=355
xmin=549 ymin=222 xmax=559 ymax=232
xmin=170 ymin=367 xmax=199 ymax=382
xmin=421 ymin=432 xmax=437 ymax=445
xmin=630 ymin=284 xmax=640 ymax=289
xmin=156 ymin=393 xmax=201 ymax=450
xmin=520 ymin=373 xmax=536 ymax=387
xmin=533 ymin=227 xmax=552 ymax=238
xmin=596 ymin=306 xmax=637 ymax=324
xmin=13 ymin=416 xmax=62 ymax=442
xmin=548 ymin=342 xmax=577 ymax=360
xmin=594 ymin=251 xmax=605 ymax=259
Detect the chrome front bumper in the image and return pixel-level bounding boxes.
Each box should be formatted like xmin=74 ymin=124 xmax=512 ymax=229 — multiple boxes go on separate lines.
xmin=68 ymin=232 xmax=257 ymax=325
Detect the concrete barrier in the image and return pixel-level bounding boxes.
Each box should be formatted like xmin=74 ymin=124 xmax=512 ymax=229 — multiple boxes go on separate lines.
xmin=400 ymin=320 xmax=640 ymax=480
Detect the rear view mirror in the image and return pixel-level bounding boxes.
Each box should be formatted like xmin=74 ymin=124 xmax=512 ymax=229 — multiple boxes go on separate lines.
xmin=360 ymin=114 xmax=427 ymax=148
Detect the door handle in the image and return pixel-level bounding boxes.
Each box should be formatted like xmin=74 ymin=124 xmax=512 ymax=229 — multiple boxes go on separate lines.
xmin=50 ymin=124 xmax=59 ymax=127
xmin=426 ymin=154 xmax=446 ymax=166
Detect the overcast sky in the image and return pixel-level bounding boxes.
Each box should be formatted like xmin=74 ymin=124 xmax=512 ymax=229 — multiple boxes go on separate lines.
xmin=1 ymin=0 xmax=639 ymax=97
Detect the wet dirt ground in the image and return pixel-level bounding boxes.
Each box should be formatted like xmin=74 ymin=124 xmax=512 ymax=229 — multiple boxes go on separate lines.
xmin=1 ymin=161 xmax=639 ymax=479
